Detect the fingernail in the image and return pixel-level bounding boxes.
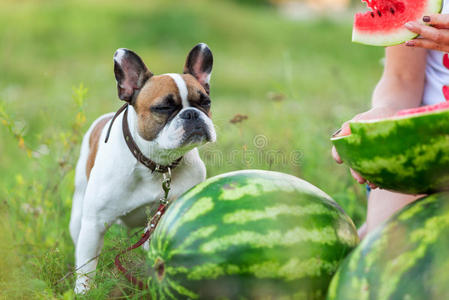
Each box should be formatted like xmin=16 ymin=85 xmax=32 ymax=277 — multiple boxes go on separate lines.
xmin=423 ymin=16 xmax=431 ymax=22
xmin=405 ymin=40 xmax=415 ymax=47
xmin=332 ymin=128 xmax=342 ymax=137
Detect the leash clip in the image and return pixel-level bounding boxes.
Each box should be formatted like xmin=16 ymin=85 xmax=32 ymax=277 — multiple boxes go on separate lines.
xmin=160 ymin=167 xmax=172 ymax=205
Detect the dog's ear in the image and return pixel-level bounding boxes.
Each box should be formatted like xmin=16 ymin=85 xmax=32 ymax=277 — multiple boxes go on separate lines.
xmin=183 ymin=43 xmax=213 ymax=95
xmin=114 ymin=48 xmax=153 ymax=103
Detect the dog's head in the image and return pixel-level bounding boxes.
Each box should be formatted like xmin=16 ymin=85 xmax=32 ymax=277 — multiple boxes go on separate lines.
xmin=113 ymin=43 xmax=216 ymax=153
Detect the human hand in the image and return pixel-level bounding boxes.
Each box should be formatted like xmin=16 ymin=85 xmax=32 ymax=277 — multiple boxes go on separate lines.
xmin=405 ymin=15 xmax=449 ymax=52
xmin=332 ymin=106 xmax=397 ymax=188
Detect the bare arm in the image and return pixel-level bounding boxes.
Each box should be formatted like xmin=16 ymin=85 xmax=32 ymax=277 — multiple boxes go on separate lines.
xmin=371 ymin=45 xmax=427 ymax=110
xmin=334 ymin=45 xmax=428 ymax=238
xmin=333 ymin=45 xmax=428 ymax=183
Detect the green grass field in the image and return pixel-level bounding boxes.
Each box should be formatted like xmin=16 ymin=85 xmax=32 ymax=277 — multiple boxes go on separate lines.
xmin=0 ymin=0 xmax=385 ymax=298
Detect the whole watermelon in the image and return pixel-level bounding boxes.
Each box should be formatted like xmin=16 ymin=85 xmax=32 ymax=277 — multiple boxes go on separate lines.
xmin=332 ymin=103 xmax=449 ymax=194
xmin=147 ymin=170 xmax=359 ymax=299
xmin=327 ymin=192 xmax=449 ymax=300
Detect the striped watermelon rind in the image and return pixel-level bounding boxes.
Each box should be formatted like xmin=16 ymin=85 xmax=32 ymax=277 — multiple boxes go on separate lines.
xmin=147 ymin=170 xmax=359 ymax=299
xmin=327 ymin=192 xmax=449 ymax=300
xmin=331 ymin=108 xmax=449 ymax=194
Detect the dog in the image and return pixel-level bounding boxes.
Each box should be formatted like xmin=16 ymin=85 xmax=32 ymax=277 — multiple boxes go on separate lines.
xmin=69 ymin=43 xmax=216 ymax=293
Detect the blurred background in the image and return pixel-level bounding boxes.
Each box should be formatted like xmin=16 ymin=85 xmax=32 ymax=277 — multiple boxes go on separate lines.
xmin=0 ymin=0 xmax=384 ymax=297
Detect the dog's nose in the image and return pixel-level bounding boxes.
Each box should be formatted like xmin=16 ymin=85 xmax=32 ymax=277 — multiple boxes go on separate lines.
xmin=179 ymin=109 xmax=200 ymax=120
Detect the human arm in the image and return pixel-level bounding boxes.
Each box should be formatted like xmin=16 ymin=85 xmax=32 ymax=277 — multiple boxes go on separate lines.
xmin=332 ymin=44 xmax=428 ymax=184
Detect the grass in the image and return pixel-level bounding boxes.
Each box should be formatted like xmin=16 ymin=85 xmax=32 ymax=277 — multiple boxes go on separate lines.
xmin=0 ymin=0 xmax=385 ymax=298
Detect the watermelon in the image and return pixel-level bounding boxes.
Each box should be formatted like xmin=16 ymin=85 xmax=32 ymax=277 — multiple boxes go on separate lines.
xmin=147 ymin=170 xmax=359 ymax=299
xmin=331 ymin=102 xmax=449 ymax=194
xmin=395 ymin=100 xmax=449 ymax=117
xmin=327 ymin=192 xmax=449 ymax=300
xmin=353 ymin=0 xmax=443 ymax=46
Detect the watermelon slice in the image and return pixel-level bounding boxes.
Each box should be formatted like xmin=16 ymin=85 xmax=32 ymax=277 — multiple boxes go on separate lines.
xmin=353 ymin=0 xmax=443 ymax=46
xmin=331 ymin=102 xmax=449 ymax=194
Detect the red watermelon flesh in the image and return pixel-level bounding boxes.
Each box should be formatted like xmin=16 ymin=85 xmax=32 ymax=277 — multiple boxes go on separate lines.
xmin=395 ymin=101 xmax=449 ymax=116
xmin=353 ymin=0 xmax=442 ymax=46
xmin=335 ymin=102 xmax=449 ymax=137
xmin=356 ymin=0 xmax=408 ymax=32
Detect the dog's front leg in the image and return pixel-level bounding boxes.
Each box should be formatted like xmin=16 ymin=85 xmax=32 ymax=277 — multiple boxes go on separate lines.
xmin=74 ymin=217 xmax=109 ymax=294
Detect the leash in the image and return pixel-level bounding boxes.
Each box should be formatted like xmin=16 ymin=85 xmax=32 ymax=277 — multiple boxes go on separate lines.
xmin=105 ymin=103 xmax=181 ymax=288
xmin=114 ymin=168 xmax=173 ymax=289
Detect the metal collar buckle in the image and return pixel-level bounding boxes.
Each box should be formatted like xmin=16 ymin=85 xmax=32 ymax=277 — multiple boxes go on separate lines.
xmin=160 ymin=167 xmax=172 ymax=205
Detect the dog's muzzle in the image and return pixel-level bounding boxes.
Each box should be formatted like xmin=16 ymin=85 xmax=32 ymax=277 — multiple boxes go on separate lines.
xmin=179 ymin=109 xmax=213 ymax=143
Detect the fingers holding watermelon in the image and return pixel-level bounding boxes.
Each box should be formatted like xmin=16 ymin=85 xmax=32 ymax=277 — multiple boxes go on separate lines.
xmin=349 ymin=169 xmax=379 ymax=189
xmin=350 ymin=168 xmax=366 ymax=184
xmin=405 ymin=16 xmax=449 ymax=52
xmin=407 ymin=36 xmax=449 ymax=52
xmin=349 ymin=166 xmax=378 ymax=189
xmin=332 ymin=107 xmax=396 ymax=188
xmin=332 ymin=138 xmax=361 ymax=184
xmin=334 ymin=155 xmax=378 ymax=188
xmin=331 ymin=145 xmax=343 ymax=164
xmin=332 ymin=145 xmax=376 ymax=187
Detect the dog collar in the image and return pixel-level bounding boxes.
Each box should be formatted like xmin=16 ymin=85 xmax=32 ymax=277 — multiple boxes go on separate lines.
xmin=104 ymin=103 xmax=182 ymax=173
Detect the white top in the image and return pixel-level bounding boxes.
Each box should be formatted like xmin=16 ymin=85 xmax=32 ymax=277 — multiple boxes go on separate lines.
xmin=422 ymin=0 xmax=449 ymax=105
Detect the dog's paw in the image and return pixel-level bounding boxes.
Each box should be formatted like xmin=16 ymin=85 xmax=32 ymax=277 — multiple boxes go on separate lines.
xmin=74 ymin=275 xmax=91 ymax=294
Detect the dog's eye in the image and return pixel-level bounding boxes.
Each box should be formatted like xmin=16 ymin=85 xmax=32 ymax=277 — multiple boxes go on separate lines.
xmin=200 ymin=99 xmax=211 ymax=109
xmin=200 ymin=100 xmax=210 ymax=108
xmin=151 ymin=94 xmax=180 ymax=114
xmin=151 ymin=105 xmax=176 ymax=114
xmin=198 ymin=92 xmax=211 ymax=109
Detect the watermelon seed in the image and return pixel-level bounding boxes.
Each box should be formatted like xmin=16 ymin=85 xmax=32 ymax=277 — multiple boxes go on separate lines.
xmin=370 ymin=12 xmax=375 ymax=18
xmin=377 ymin=10 xmax=382 ymax=17
xmin=390 ymin=8 xmax=395 ymax=15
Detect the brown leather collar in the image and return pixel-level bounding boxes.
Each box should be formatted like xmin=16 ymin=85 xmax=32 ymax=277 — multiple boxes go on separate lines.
xmin=104 ymin=103 xmax=182 ymax=173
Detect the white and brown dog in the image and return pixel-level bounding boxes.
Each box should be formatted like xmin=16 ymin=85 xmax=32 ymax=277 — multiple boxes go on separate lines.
xmin=69 ymin=43 xmax=216 ymax=293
